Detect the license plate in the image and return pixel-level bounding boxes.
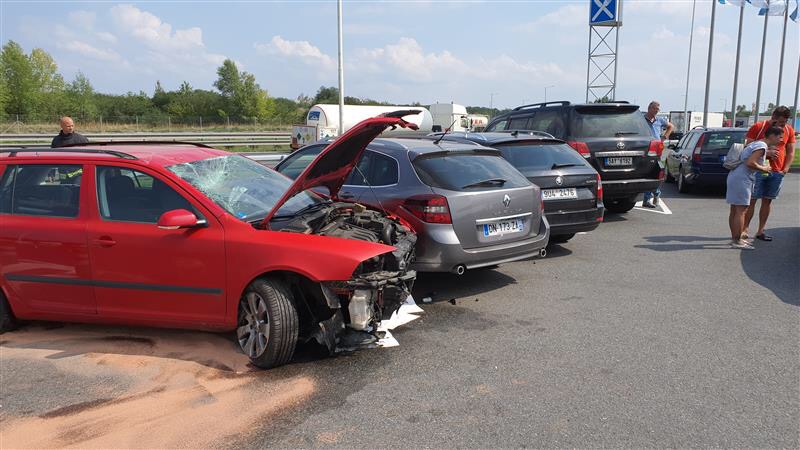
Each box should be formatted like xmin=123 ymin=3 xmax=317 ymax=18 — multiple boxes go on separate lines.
xmin=542 ymin=188 xmax=578 ymax=200
xmin=606 ymin=157 xmax=633 ymax=166
xmin=482 ymin=218 xmax=524 ymax=237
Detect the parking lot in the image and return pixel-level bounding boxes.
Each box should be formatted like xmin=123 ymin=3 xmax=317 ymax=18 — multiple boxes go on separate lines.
xmin=1 ymin=175 xmax=798 ymax=448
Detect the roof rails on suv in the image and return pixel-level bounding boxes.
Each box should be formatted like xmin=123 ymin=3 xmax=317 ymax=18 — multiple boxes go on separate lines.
xmin=513 ymin=101 xmax=571 ymax=111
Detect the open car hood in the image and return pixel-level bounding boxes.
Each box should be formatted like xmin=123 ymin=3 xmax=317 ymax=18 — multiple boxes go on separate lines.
xmin=262 ymin=110 xmax=420 ymax=226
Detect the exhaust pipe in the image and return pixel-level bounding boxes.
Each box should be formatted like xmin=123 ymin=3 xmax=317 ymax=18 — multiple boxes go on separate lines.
xmin=539 ymin=248 xmax=547 ymax=258
xmin=453 ymin=265 xmax=466 ymax=276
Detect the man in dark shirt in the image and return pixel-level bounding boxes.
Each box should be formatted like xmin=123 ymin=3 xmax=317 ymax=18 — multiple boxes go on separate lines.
xmin=51 ymin=116 xmax=89 ymax=147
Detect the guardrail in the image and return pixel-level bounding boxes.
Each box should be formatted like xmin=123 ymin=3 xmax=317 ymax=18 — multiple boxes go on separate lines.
xmin=0 ymin=132 xmax=292 ymax=149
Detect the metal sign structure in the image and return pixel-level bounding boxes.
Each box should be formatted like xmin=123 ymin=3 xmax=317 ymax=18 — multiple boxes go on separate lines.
xmin=586 ymin=0 xmax=622 ymax=102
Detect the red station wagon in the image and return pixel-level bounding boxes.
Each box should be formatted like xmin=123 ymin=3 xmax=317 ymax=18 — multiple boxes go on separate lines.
xmin=0 ymin=114 xmax=419 ymax=369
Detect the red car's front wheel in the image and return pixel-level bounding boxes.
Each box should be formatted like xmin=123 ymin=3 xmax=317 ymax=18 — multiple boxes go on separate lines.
xmin=237 ymin=278 xmax=298 ymax=369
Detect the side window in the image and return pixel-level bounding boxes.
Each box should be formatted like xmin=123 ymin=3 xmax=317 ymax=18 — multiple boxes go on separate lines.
xmin=487 ymin=119 xmax=508 ymax=132
xmin=367 ymin=152 xmax=399 ymax=186
xmin=277 ymin=145 xmax=326 ymax=179
xmin=683 ymin=133 xmax=701 ymax=153
xmin=528 ymin=110 xmax=566 ymax=138
xmin=345 ymin=151 xmax=399 ymax=186
xmin=0 ymin=164 xmax=82 ymax=218
xmin=508 ymin=116 xmax=531 ymax=130
xmin=96 ymin=166 xmax=195 ymax=223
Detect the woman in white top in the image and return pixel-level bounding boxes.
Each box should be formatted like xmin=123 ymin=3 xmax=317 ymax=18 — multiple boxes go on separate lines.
xmin=726 ymin=126 xmax=782 ymax=249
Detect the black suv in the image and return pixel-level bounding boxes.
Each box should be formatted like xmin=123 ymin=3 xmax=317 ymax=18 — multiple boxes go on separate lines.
xmin=485 ymin=101 xmax=664 ymax=213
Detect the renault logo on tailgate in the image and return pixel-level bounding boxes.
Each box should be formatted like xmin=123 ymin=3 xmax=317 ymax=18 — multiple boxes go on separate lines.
xmin=502 ymin=194 xmax=511 ymax=208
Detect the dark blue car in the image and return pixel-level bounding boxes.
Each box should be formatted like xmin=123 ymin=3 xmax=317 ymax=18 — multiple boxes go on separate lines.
xmin=664 ymin=127 xmax=747 ymax=193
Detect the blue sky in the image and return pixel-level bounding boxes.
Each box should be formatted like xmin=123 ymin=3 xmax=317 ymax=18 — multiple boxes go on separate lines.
xmin=1 ymin=1 xmax=798 ymax=113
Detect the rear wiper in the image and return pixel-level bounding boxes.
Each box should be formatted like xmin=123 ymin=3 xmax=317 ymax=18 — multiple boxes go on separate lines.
xmin=551 ymin=163 xmax=579 ymax=169
xmin=461 ymin=178 xmax=507 ymax=189
xmin=614 ymin=131 xmax=639 ymax=136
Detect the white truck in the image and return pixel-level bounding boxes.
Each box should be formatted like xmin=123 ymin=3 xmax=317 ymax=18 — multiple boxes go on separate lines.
xmin=669 ymin=111 xmax=724 ymax=133
xmin=429 ymin=103 xmax=488 ymax=132
xmin=291 ymin=104 xmax=433 ymax=148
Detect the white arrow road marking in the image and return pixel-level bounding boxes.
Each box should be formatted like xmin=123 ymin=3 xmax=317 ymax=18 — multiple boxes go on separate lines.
xmin=634 ymin=199 xmax=673 ymax=215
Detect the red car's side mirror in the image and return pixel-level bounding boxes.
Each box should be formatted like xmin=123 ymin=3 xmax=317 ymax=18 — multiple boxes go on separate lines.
xmin=157 ymin=209 xmax=204 ymax=230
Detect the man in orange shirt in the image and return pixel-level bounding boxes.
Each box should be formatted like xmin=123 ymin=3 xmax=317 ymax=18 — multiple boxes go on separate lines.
xmin=743 ymin=106 xmax=796 ymax=241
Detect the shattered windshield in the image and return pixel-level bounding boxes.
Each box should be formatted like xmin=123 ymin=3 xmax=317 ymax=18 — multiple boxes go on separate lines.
xmin=167 ymin=155 xmax=319 ymax=222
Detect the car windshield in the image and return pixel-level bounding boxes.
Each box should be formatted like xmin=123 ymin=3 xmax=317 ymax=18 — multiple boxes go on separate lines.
xmin=571 ymin=107 xmax=651 ymax=138
xmin=167 ymin=155 xmax=320 ymax=222
xmin=496 ymin=142 xmax=589 ymax=173
xmin=412 ymin=152 xmax=530 ymax=191
xmin=702 ymin=131 xmax=746 ymax=150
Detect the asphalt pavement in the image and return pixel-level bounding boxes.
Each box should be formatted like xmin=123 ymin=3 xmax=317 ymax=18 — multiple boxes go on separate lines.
xmin=1 ymin=175 xmax=798 ymax=448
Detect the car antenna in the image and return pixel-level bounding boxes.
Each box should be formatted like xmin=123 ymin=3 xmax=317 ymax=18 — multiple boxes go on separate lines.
xmin=352 ymin=164 xmax=390 ymax=218
xmin=433 ymin=118 xmax=459 ymax=145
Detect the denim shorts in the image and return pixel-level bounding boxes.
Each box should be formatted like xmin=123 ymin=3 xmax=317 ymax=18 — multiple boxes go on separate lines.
xmin=753 ymin=172 xmax=784 ymax=199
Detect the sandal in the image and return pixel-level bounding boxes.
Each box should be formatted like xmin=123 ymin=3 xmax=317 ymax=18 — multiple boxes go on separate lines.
xmin=756 ymin=233 xmax=773 ymax=241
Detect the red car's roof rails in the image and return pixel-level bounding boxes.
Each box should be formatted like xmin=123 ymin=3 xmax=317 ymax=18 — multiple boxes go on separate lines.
xmin=512 ymin=101 xmax=571 ymax=111
xmin=59 ymin=140 xmax=215 ymax=149
xmin=1 ymin=147 xmax=138 ymax=159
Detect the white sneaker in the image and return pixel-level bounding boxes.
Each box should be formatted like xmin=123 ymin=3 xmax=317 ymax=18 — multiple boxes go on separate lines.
xmin=731 ymin=240 xmax=755 ymax=250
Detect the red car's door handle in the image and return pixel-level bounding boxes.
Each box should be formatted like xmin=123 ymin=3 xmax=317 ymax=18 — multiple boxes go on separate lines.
xmin=93 ymin=237 xmax=117 ymax=247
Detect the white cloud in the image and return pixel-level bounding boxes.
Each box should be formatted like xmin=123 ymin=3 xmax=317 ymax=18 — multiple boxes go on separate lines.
xmin=255 ymin=36 xmax=336 ymax=70
xmin=517 ymin=4 xmax=589 ymax=31
xmin=58 ymin=40 xmax=123 ymax=63
xmin=652 ymin=26 xmax=675 ymax=40
xmin=110 ymin=4 xmax=204 ymax=51
xmin=95 ymin=31 xmax=118 ymax=44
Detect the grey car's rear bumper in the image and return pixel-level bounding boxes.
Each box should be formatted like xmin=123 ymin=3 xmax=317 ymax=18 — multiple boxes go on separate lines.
xmin=411 ymin=217 xmax=550 ymax=273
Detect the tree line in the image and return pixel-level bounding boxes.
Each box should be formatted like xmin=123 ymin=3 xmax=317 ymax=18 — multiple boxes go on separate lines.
xmin=0 ymin=41 xmax=410 ymax=126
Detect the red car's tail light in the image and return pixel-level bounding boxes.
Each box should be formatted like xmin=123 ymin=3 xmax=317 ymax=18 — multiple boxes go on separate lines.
xmin=567 ymin=141 xmax=591 ymax=158
xmin=647 ymin=140 xmax=664 ymax=157
xmin=403 ymin=195 xmax=452 ymax=224
xmin=692 ymin=134 xmax=705 ymax=162
xmin=596 ymin=173 xmax=603 ymax=202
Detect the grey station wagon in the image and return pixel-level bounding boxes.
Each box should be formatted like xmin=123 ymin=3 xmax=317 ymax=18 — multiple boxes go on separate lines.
xmin=275 ymin=138 xmax=550 ymax=274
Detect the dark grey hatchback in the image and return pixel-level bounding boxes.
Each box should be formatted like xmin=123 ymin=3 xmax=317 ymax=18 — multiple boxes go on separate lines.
xmin=432 ymin=132 xmax=604 ymax=243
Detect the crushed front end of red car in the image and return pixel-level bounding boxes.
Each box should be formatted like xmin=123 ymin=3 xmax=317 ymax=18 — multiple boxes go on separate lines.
xmin=273 ymin=201 xmax=416 ymax=350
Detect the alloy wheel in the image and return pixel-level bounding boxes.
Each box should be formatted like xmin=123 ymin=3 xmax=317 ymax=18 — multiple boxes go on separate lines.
xmin=237 ymin=292 xmax=270 ymax=358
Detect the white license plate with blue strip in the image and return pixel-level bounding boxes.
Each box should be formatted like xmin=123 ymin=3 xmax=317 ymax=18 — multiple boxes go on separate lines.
xmin=483 ymin=218 xmax=525 ymax=237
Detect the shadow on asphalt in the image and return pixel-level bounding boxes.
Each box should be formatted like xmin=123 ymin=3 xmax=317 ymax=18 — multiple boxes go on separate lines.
xmin=634 ymin=235 xmax=733 ymax=252
xmin=658 ymin=182 xmax=725 ymax=199
xmin=412 ymin=268 xmax=517 ymax=304
xmin=740 ymin=227 xmax=800 ymax=307
xmin=542 ymin=242 xmax=574 ymax=259
xmin=601 ymin=213 xmax=629 ymax=223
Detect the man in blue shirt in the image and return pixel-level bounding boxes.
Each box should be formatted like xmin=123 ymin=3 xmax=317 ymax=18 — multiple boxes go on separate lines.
xmin=642 ymin=101 xmax=673 ymax=208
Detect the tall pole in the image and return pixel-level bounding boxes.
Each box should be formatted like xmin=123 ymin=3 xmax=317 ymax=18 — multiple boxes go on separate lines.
xmin=683 ymin=0 xmax=697 ymax=133
xmin=490 ymin=93 xmax=499 ymax=110
xmin=794 ymin=52 xmax=800 ymax=128
xmin=337 ymin=0 xmax=344 ymax=136
xmin=702 ymin=0 xmax=717 ymax=128
xmin=754 ymin=12 xmax=770 ymax=123
xmin=731 ymin=2 xmax=745 ymax=127
xmin=776 ymin=4 xmax=789 ymax=105
xmin=544 ymin=85 xmax=554 ymax=103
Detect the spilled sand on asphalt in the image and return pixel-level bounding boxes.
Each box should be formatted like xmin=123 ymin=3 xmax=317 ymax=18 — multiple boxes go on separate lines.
xmin=0 ymin=325 xmax=315 ymax=448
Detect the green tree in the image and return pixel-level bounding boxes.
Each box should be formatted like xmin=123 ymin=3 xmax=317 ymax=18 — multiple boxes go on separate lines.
xmin=0 ymin=41 xmax=36 ymax=117
xmin=66 ymin=72 xmax=97 ymax=118
xmin=313 ymin=86 xmax=339 ymax=104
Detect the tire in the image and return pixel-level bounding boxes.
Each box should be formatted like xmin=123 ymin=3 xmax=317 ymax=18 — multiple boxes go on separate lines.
xmin=550 ymin=233 xmax=575 ymax=244
xmin=0 ymin=291 xmax=18 ymax=333
xmin=237 ymin=277 xmax=298 ymax=369
xmin=677 ymin=169 xmax=691 ymax=194
xmin=605 ymin=197 xmax=636 ymax=214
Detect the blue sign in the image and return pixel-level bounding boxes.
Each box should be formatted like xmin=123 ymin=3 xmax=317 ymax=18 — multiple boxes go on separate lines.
xmin=308 ymin=111 xmax=320 ymax=121
xmin=590 ymin=0 xmax=618 ymax=25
